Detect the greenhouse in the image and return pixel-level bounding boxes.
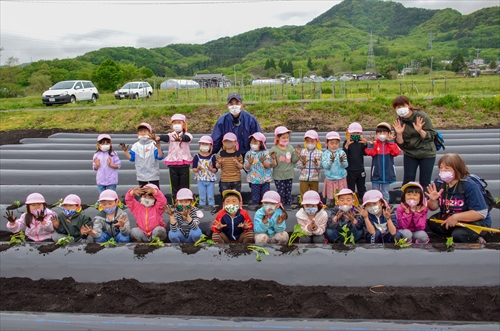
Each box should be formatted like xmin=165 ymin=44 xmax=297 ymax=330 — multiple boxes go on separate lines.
xmin=160 ymin=79 xmax=200 ymax=90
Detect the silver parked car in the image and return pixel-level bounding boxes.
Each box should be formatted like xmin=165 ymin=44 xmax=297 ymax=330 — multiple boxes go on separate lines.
xmin=114 ymin=81 xmax=153 ymax=99
xmin=42 ymin=80 xmax=99 ymax=106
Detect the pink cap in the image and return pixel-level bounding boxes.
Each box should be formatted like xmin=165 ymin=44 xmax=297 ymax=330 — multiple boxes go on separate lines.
xmin=198 ymin=135 xmax=213 ymax=145
xmin=223 ymin=132 xmax=238 ymax=142
xmin=97 ymin=134 xmax=111 ymax=142
xmin=301 ymin=191 xmax=321 ymax=205
xmin=304 ymin=130 xmax=319 ymax=140
xmin=176 ymin=188 xmax=194 ymax=200
xmin=362 ymin=190 xmax=385 ymax=206
xmin=261 ymin=191 xmax=281 ymax=204
xmin=144 ymin=183 xmax=159 ymax=191
xmin=326 ymin=131 xmax=340 ymax=141
xmin=62 ymin=194 xmax=81 ymax=206
xmin=171 ymin=114 xmax=186 ymax=122
xmin=98 ymin=190 xmax=118 ymax=201
xmin=25 ymin=193 xmax=45 ymax=204
xmin=377 ymin=122 xmax=392 ymax=131
xmin=274 ymin=126 xmax=291 ymax=136
xmin=249 ymin=132 xmax=267 ymax=149
xmin=137 ymin=122 xmax=152 ymax=133
xmin=335 ymin=188 xmax=354 ymax=197
xmin=348 ymin=122 xmax=363 ymax=134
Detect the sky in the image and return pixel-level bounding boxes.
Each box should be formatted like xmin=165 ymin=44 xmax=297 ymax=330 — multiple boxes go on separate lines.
xmin=0 ymin=0 xmax=497 ymax=65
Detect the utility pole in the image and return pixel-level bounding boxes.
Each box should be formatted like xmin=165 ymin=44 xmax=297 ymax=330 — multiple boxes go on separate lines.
xmin=475 ymin=48 xmax=481 ymax=78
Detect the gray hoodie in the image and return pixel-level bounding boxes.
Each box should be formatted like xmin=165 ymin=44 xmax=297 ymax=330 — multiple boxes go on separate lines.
xmin=92 ymin=208 xmax=131 ymax=239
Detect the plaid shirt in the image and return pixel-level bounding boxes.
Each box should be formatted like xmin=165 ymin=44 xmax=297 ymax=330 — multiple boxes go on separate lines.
xmin=295 ymin=148 xmax=323 ymax=182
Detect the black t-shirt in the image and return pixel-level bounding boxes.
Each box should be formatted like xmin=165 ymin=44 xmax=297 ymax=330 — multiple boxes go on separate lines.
xmin=343 ymin=140 xmax=366 ymax=171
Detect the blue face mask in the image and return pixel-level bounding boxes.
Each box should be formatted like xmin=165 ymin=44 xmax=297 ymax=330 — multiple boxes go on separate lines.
xmin=62 ymin=208 xmax=77 ymax=217
xmin=103 ymin=206 xmax=117 ymax=215
xmin=304 ymin=207 xmax=318 ymax=215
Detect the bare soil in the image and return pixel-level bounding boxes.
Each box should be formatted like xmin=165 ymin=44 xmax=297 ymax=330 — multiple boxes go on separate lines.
xmin=0 ymin=277 xmax=498 ymax=321
xmin=133 ymin=244 xmax=160 ymax=259
xmin=84 ymin=243 xmax=104 ymax=255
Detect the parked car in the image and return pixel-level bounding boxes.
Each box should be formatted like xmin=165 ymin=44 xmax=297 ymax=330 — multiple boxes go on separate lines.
xmin=114 ymin=81 xmax=153 ymax=99
xmin=42 ymin=80 xmax=99 ymax=106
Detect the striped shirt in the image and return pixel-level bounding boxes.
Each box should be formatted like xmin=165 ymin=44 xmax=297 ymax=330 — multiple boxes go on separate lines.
xmin=170 ymin=207 xmax=203 ymax=237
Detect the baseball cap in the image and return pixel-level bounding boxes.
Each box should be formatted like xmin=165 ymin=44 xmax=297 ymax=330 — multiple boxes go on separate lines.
xmin=227 ymin=92 xmax=242 ymax=103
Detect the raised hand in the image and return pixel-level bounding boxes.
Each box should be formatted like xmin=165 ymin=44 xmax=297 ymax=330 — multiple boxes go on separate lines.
xmin=107 ymin=157 xmax=112 ymax=166
xmin=345 ymin=211 xmax=356 ymax=222
xmin=330 ymin=152 xmax=335 ymax=162
xmin=413 ymin=116 xmax=426 ymax=134
xmin=4 ymin=211 xmax=16 ymax=223
xmin=277 ymin=212 xmax=288 ymax=224
xmin=116 ymin=214 xmax=128 ymax=228
xmin=402 ymin=203 xmax=410 ymax=214
xmin=180 ymin=207 xmax=190 ymax=219
xmin=214 ymin=220 xmax=227 ymax=230
xmin=339 ymin=154 xmax=345 ymax=163
xmin=119 ymin=143 xmax=129 ymax=152
xmin=270 ymin=151 xmax=277 ymax=160
xmin=300 ymin=155 xmax=307 ymax=165
xmin=425 ymin=183 xmax=443 ymax=201
xmin=259 ymin=154 xmax=267 ymax=164
xmin=393 ymin=119 xmax=405 ymax=135
xmin=94 ymin=158 xmax=101 ymax=167
xmin=237 ymin=221 xmax=251 ymax=229
xmin=383 ymin=206 xmax=394 ymax=220
xmin=309 ymin=221 xmax=318 ymax=232
xmin=164 ymin=205 xmax=175 ymax=216
xmin=246 ymin=154 xmax=255 ymax=165
xmin=215 ymin=155 xmax=222 ymax=168
xmin=360 ymin=134 xmax=368 ymax=145
xmin=173 ymin=133 xmax=182 ymax=142
xmin=355 ymin=206 xmax=368 ymax=218
xmin=369 ymin=133 xmax=375 ymax=144
xmin=388 ymin=132 xmax=397 ymax=141
xmin=295 ymin=144 xmax=302 ymax=156
xmin=148 ymin=133 xmax=157 ymax=141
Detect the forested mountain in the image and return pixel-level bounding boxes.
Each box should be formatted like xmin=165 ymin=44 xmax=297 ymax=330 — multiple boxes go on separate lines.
xmin=2 ymin=0 xmax=499 ymax=94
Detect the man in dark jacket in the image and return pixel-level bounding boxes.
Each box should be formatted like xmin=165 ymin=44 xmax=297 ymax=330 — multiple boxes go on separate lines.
xmin=211 ymin=93 xmax=262 ymax=157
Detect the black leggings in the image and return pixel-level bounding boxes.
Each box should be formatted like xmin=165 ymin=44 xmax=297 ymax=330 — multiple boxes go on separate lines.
xmin=169 ymin=166 xmax=190 ymax=201
xmin=403 ymin=155 xmax=436 ymax=190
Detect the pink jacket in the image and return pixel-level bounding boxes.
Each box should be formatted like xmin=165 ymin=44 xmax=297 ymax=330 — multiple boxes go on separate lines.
xmin=163 ymin=132 xmax=193 ymax=166
xmin=125 ymin=188 xmax=167 ymax=236
xmin=396 ymin=204 xmax=428 ymax=232
xmin=6 ymin=208 xmax=56 ymax=241
xmin=296 ymin=208 xmax=328 ymax=236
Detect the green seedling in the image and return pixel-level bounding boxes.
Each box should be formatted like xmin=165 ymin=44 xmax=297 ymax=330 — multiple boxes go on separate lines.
xmin=117 ymin=200 xmax=125 ymax=209
xmin=445 ymin=237 xmax=454 ymax=248
xmin=9 ymin=231 xmax=26 ymax=245
xmin=297 ymin=195 xmax=303 ymax=205
xmin=247 ymin=245 xmax=270 ymax=262
xmin=56 ymin=235 xmax=73 ymax=246
xmin=394 ymin=237 xmax=412 ymax=248
xmin=51 ymin=198 xmax=63 ymax=207
xmin=100 ymin=237 xmax=118 ymax=247
xmin=340 ymin=224 xmax=355 ymax=245
xmin=194 ymin=234 xmax=215 ymax=247
xmin=149 ymin=236 xmax=165 ymax=247
xmin=192 ymin=196 xmax=200 ymax=207
xmin=288 ymin=223 xmax=307 ymax=246
xmin=13 ymin=200 xmax=22 ymax=208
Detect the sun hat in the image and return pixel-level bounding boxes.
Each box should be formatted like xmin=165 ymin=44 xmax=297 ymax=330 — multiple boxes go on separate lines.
xmin=198 ymin=135 xmax=213 ymax=145
xmin=301 ymin=190 xmax=321 ymax=205
xmin=136 ymin=122 xmax=152 ymax=133
xmin=97 ymin=134 xmax=111 ymax=142
xmin=362 ymin=190 xmax=389 ymax=207
xmin=347 ymin=122 xmax=363 ymax=134
xmin=227 ymin=92 xmax=242 ymax=103
xmin=222 ymin=189 xmax=242 ymax=202
xmin=249 ymin=132 xmax=267 ymax=150
xmin=62 ymin=194 xmax=81 ymax=206
xmin=143 ymin=183 xmax=159 ymax=191
xmin=326 ymin=131 xmax=341 ymax=141
xmin=98 ymin=190 xmax=119 ymax=202
xmin=176 ymin=188 xmax=194 ymax=200
xmin=171 ymin=114 xmax=186 ymax=122
xmin=25 ymin=193 xmax=45 ymax=205
xmin=401 ymin=181 xmax=423 ymax=192
xmin=304 ymin=130 xmax=319 ymax=140
xmin=222 ymin=132 xmax=238 ymax=141
xmin=376 ymin=122 xmax=392 ymax=131
xmin=274 ymin=126 xmax=292 ymax=136
xmin=335 ymin=188 xmax=359 ymax=207
xmin=261 ymin=191 xmax=281 ymax=204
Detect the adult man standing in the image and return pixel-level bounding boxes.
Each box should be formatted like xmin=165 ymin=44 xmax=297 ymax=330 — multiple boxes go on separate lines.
xmin=211 ymin=92 xmax=262 ymax=156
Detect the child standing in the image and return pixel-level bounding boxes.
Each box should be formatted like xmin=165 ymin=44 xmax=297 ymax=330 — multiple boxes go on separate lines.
xmin=270 ymin=126 xmax=300 ymax=205
xmin=296 ymin=190 xmax=328 ymax=243
xmin=192 ymin=135 xmax=217 ymax=207
xmin=343 ymin=122 xmax=367 ymax=200
xmin=211 ymin=190 xmax=254 ymax=243
xmin=215 ymin=133 xmax=244 ymax=194
xmin=295 ymin=130 xmax=323 ymax=197
xmin=244 ymin=132 xmax=272 ymax=210
xmin=165 ymin=188 xmax=203 ymax=243
xmin=325 ymin=189 xmax=364 ymax=243
xmin=396 ymin=182 xmax=429 ymax=244
xmin=253 ymin=191 xmax=289 ymax=244
xmin=157 ymin=114 xmax=193 ymax=201
xmin=120 ymin=122 xmax=164 ymax=189
xmin=365 ymin=122 xmax=401 ymax=202
xmin=357 ymin=190 xmax=401 ymax=243
xmin=126 ymin=184 xmax=167 ymax=242
xmin=88 ymin=190 xmax=130 ymax=243
xmin=93 ymin=134 xmax=121 ymax=194
xmin=321 ymin=131 xmax=348 ymax=206
xmin=52 ymin=194 xmax=93 ymax=243
xmin=4 ymin=193 xmax=55 ymax=242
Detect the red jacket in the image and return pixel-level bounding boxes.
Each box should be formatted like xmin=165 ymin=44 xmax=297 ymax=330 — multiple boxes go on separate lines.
xmin=125 ymin=188 xmax=166 ymax=236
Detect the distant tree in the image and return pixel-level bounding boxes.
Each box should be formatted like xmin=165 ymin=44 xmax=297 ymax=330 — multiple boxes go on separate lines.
xmin=138 ymin=66 xmax=154 ymax=79
xmin=28 ymin=71 xmax=52 ymax=95
xmin=120 ymin=63 xmax=138 ymax=82
xmin=321 ymin=63 xmax=333 ymax=77
xmin=264 ymin=59 xmax=271 ymax=70
xmin=450 ymin=52 xmax=466 ymax=72
xmin=269 ymin=58 xmax=276 ymax=69
xmin=381 ymin=64 xmax=398 ymax=79
xmin=5 ymin=56 xmax=19 ymax=67
xmin=278 ymin=59 xmax=284 ymax=72
xmin=489 ymin=60 xmax=497 ymax=69
xmin=92 ymin=58 xmax=123 ymax=92
xmin=307 ymin=57 xmax=314 ymax=71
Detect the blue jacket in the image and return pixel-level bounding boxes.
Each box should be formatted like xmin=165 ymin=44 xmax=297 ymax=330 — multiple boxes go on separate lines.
xmin=253 ymin=207 xmax=287 ymax=237
xmin=321 ymin=148 xmax=348 ymax=180
xmin=211 ymin=110 xmax=262 ymax=156
xmin=365 ymin=140 xmax=401 ymax=184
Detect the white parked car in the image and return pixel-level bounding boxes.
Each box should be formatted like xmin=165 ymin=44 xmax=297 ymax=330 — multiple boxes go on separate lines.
xmin=42 ymin=80 xmax=99 ymax=106
xmin=114 ymin=81 xmax=153 ymax=99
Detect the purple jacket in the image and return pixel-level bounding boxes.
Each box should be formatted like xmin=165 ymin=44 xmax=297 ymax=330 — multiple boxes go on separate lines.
xmin=92 ymin=151 xmax=121 ymax=186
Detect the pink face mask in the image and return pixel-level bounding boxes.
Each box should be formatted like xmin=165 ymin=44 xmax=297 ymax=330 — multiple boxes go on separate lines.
xmin=279 ymin=141 xmax=289 ymax=146
xmin=439 ymin=171 xmax=454 ymax=183
xmin=406 ymin=200 xmax=419 ymax=207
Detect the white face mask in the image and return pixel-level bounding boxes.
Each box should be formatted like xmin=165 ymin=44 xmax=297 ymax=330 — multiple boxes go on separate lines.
xmin=377 ymin=135 xmax=387 ymax=142
xmin=141 ymin=198 xmax=155 ymax=208
xmin=263 ymin=204 xmax=276 ymax=214
xmin=396 ymin=107 xmax=410 ymax=117
xmin=367 ymin=205 xmax=381 ymax=215
xmin=138 ymin=135 xmax=149 ymax=141
xmin=228 ymin=105 xmax=241 ymax=116
xmin=173 ymin=124 xmax=183 ymax=133
xmin=306 ymin=143 xmax=316 ymax=150
xmin=250 ymin=144 xmax=260 ymax=151
xmin=339 ymin=205 xmax=351 ymax=212
xmin=100 ymin=145 xmax=110 ymax=151
xmin=200 ymin=145 xmax=210 ymax=152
